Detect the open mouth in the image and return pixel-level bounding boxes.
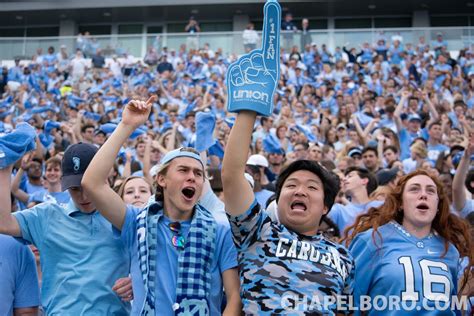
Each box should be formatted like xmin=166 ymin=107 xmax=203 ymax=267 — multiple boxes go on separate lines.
xmin=290 ymin=201 xmax=307 ymax=211
xmin=416 ymin=203 xmax=430 ymax=211
xmin=182 ymin=187 xmax=196 ymax=200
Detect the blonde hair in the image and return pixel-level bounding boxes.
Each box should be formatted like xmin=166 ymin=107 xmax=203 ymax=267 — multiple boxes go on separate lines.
xmin=410 ymin=142 xmax=427 ymax=159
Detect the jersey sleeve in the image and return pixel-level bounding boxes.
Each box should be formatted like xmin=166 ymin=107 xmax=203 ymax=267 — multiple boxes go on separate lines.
xmin=348 ymin=231 xmax=378 ymax=306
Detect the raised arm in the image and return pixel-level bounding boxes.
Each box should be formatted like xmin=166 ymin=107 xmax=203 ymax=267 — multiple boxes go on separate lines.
xmin=0 ymin=165 xmax=22 ymax=237
xmin=222 ymin=111 xmax=256 ymax=216
xmin=142 ymin=136 xmax=152 ymax=183
xmin=422 ymin=91 xmax=439 ymax=121
xmin=82 ymin=96 xmax=156 ymax=230
xmin=452 ymin=134 xmax=473 ymax=213
xmin=394 ymin=91 xmax=409 ymax=132
xmin=11 ymin=166 xmax=30 ymax=204
xmin=122 ymin=151 xmax=133 ymax=178
xmin=351 ymin=114 xmax=367 ymax=147
xmin=222 ymin=0 xmax=280 ymax=216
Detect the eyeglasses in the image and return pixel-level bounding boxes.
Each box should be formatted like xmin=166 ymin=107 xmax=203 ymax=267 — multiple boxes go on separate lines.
xmin=168 ymin=222 xmax=185 ymax=250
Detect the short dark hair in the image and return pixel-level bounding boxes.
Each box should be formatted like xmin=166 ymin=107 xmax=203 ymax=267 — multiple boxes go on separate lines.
xmin=275 ymin=160 xmax=340 ymax=210
xmin=383 ymin=145 xmax=398 ymax=154
xmin=454 ymin=100 xmax=466 ymax=109
xmin=81 ymin=124 xmax=95 ymax=133
xmin=294 ymin=141 xmax=309 ymax=150
xmin=362 ymin=146 xmax=378 ymax=157
xmin=31 ymin=157 xmax=43 ymax=165
xmin=428 ymin=120 xmax=442 ymax=130
xmin=344 ymin=166 xmax=378 ymax=195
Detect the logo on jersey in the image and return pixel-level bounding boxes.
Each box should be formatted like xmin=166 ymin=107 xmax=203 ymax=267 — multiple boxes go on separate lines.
xmin=275 ymin=238 xmax=348 ymax=280
xmin=72 ymin=156 xmax=80 ymax=172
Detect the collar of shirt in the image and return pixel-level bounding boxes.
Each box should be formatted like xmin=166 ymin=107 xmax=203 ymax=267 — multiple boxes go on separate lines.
xmin=66 ymin=199 xmax=96 ymax=217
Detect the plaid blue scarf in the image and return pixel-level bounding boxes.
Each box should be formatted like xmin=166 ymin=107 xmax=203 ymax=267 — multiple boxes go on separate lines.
xmin=137 ymin=200 xmax=217 ymax=316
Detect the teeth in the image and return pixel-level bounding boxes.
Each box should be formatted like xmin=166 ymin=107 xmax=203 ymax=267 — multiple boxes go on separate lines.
xmin=291 ymin=202 xmax=306 ymax=210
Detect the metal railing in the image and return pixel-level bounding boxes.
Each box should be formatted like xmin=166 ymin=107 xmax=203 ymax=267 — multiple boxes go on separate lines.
xmin=0 ymin=26 xmax=472 ymax=61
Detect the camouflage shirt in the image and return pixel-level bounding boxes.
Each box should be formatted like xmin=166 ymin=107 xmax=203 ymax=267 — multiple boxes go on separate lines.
xmin=228 ymin=200 xmax=354 ymax=315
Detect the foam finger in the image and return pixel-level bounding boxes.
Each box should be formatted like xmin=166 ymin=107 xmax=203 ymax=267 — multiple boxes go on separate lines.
xmin=239 ymin=58 xmax=252 ymax=74
xmin=250 ymin=53 xmax=265 ymax=70
xmin=229 ymin=64 xmax=244 ymax=86
xmin=261 ymin=0 xmax=281 ymax=72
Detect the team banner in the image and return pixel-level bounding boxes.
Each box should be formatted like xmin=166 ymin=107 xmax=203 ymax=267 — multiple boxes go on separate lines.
xmin=226 ymin=0 xmax=281 ymax=116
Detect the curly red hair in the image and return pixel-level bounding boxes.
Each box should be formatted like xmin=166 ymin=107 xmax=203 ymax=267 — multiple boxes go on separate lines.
xmin=343 ymin=169 xmax=474 ymax=292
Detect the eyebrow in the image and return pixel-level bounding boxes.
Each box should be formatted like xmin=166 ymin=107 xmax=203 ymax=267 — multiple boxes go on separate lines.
xmin=408 ymin=183 xmax=437 ymax=189
xmin=285 ymin=177 xmax=323 ymax=186
xmin=175 ymin=164 xmax=204 ymax=172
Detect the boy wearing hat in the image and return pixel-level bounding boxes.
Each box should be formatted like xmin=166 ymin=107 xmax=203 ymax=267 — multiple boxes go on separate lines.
xmin=394 ymin=91 xmax=423 ymax=160
xmin=82 ymin=97 xmax=241 ymax=315
xmin=246 ymin=154 xmax=274 ymax=208
xmin=0 ymin=142 xmax=131 ymax=314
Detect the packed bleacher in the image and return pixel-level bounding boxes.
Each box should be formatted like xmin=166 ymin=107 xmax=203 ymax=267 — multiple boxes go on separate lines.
xmin=0 ymin=15 xmax=473 ymax=314
xmin=1 ymin=31 xmax=474 ymax=199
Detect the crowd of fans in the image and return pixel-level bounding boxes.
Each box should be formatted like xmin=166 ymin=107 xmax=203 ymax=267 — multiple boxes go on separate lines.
xmin=0 ymin=16 xmax=474 ymax=314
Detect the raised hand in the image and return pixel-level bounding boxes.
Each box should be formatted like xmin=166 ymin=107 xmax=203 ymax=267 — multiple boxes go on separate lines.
xmin=20 ymin=152 xmax=33 ymax=170
xmin=121 ymin=96 xmax=156 ymax=129
xmin=226 ymin=0 xmax=281 ymax=116
xmin=465 ymin=133 xmax=474 ymax=157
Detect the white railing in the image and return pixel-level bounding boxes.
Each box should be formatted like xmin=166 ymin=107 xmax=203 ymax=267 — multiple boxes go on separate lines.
xmin=0 ymin=26 xmax=472 ymax=61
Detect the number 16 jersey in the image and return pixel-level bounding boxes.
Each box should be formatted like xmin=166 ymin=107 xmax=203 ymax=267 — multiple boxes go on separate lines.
xmin=349 ymin=221 xmax=462 ymax=316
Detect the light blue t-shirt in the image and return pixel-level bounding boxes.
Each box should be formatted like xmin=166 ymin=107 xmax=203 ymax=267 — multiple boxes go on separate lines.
xmin=13 ymin=200 xmax=131 ymax=315
xmin=255 ymin=189 xmax=274 ymax=209
xmin=427 ymin=143 xmax=449 ymax=166
xmin=0 ymin=234 xmax=40 ymax=315
xmin=28 ymin=190 xmax=71 ymax=205
xmin=120 ymin=204 xmax=238 ymax=316
xmin=25 ymin=182 xmax=44 ymax=194
xmin=399 ymin=128 xmax=421 ymax=160
xmin=460 ymin=199 xmax=473 ymax=218
xmin=328 ymin=200 xmax=384 ymax=233
xmin=199 ymin=189 xmax=230 ymax=227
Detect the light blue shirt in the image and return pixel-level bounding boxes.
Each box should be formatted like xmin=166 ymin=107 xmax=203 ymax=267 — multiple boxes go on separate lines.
xmin=120 ymin=204 xmax=238 ymax=316
xmin=28 ymin=190 xmax=71 ymax=205
xmin=255 ymin=189 xmax=274 ymax=209
xmin=460 ymin=199 xmax=473 ymax=218
xmin=399 ymin=128 xmax=421 ymax=160
xmin=0 ymin=234 xmax=40 ymax=315
xmin=427 ymin=143 xmax=449 ymax=166
xmin=199 ymin=189 xmax=230 ymax=227
xmin=13 ymin=200 xmax=131 ymax=315
xmin=329 ymin=200 xmax=384 ymax=233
